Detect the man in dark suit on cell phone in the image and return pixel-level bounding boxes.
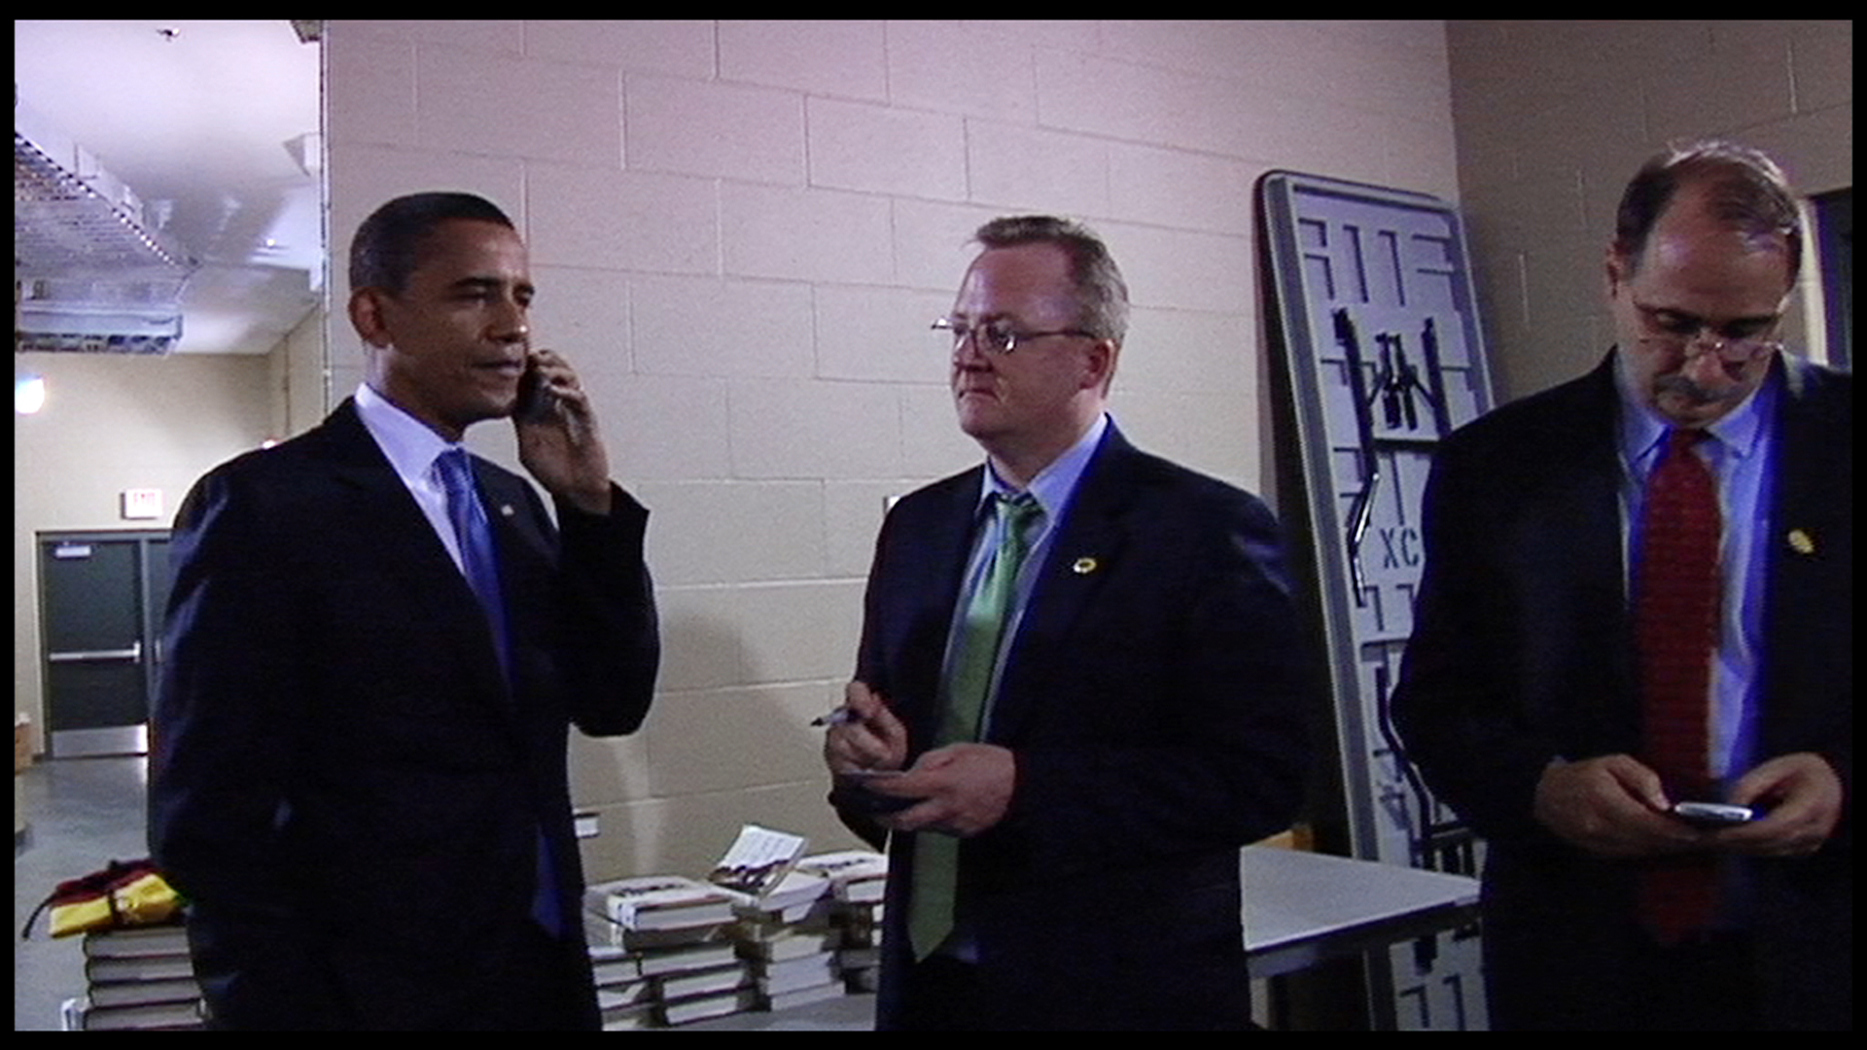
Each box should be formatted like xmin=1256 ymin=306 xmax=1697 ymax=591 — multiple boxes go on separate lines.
xmin=150 ymin=192 xmax=660 ymax=1029
xmin=823 ymin=215 xmax=1310 ymax=1030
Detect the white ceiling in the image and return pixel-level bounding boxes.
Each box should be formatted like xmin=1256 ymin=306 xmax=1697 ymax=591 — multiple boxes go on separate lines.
xmin=14 ymin=20 xmax=323 ymax=355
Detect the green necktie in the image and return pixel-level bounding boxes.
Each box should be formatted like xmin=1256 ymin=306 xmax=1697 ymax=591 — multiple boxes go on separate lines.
xmin=909 ymin=492 xmax=1044 ymax=961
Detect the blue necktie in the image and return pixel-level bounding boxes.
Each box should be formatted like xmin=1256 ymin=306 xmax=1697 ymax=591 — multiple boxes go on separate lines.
xmin=433 ymin=448 xmax=564 ymax=939
xmin=434 ymin=449 xmax=511 ymax=679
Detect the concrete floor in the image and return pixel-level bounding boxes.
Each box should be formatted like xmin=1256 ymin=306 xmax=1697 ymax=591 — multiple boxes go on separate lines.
xmin=15 ymin=755 xmax=154 ymax=1031
xmin=13 ymin=754 xmax=875 ymax=1031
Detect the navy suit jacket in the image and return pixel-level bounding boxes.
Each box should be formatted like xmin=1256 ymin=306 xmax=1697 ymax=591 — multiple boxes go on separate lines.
xmin=149 ymin=400 xmax=659 ymax=1029
xmin=836 ymin=425 xmax=1310 ymax=1030
xmin=1393 ymin=353 xmax=1851 ymax=1029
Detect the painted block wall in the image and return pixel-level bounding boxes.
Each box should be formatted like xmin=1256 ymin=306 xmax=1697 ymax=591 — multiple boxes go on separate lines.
xmin=321 ymin=19 xmax=1457 ymax=878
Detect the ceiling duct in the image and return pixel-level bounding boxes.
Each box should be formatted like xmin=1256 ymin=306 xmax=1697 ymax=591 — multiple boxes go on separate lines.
xmin=15 ymin=99 xmax=197 ymax=354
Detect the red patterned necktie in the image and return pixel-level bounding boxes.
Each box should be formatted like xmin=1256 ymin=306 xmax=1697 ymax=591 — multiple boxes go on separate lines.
xmin=1635 ymin=428 xmax=1721 ymax=944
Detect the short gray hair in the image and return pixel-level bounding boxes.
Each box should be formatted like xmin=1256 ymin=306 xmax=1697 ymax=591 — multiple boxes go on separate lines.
xmin=973 ymin=215 xmax=1130 ymax=344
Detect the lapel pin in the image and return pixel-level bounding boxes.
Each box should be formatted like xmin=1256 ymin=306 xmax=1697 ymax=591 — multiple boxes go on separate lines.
xmin=500 ymin=504 xmax=515 ymax=518
xmin=1072 ymin=556 xmax=1099 ymax=575
xmin=1786 ymin=528 xmax=1814 ymax=555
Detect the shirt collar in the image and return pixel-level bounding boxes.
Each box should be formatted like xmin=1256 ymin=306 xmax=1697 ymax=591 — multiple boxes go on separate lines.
xmin=1613 ymin=349 xmax=1774 ymax=469
xmin=355 ymin=382 xmax=463 ymax=484
xmin=976 ymin=413 xmax=1110 ymax=524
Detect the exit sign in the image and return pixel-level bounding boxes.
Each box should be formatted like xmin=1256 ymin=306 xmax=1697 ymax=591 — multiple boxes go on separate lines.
xmin=121 ymin=488 xmax=164 ymax=520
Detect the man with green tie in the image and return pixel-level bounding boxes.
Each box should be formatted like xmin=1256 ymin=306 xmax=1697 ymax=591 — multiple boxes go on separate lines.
xmin=823 ymin=215 xmax=1311 ymax=1030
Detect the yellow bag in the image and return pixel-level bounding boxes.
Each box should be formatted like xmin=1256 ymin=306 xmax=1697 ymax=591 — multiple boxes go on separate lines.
xmin=21 ymin=858 xmax=184 ymax=939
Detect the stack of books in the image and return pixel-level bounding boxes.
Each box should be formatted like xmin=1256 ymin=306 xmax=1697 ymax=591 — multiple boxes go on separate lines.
xmin=586 ymin=935 xmax=657 ymax=1031
xmin=722 ymin=870 xmax=843 ymax=1012
xmin=582 ymin=825 xmax=893 ymax=1026
xmin=59 ymin=922 xmax=205 ymax=1031
xmin=584 ymin=874 xmax=749 ymax=1028
xmin=795 ymin=849 xmax=890 ymax=993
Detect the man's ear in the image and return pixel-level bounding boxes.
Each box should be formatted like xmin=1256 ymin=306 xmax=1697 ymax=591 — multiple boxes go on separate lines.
xmin=1083 ymin=338 xmax=1119 ymax=395
xmin=1604 ymin=246 xmax=1630 ymax=300
xmin=349 ymin=286 xmax=392 ymax=349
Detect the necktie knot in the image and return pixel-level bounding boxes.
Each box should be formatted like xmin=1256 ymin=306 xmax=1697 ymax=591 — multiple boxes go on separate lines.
xmin=434 ymin=447 xmax=478 ymax=505
xmin=1663 ymin=426 xmax=1707 ymax=460
xmin=995 ymin=491 xmax=1043 ymax=545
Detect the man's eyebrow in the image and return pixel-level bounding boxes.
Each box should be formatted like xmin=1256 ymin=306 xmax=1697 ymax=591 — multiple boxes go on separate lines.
xmin=1636 ymin=302 xmax=1778 ymax=329
xmin=448 ymin=276 xmax=534 ymax=297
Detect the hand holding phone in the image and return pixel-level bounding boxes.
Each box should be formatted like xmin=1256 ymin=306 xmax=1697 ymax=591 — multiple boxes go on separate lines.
xmin=510 ymin=348 xmax=612 ymax=515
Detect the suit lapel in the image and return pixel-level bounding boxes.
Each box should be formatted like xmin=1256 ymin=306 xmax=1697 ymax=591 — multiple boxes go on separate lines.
xmin=987 ymin=427 xmax=1139 ymax=742
xmin=896 ymin=472 xmax=988 ymax=751
xmin=317 ymin=401 xmax=516 ymax=708
xmin=1536 ymin=360 xmax=1641 ymax=751
xmin=475 ymin=462 xmax=558 ymax=699
xmin=1757 ymin=356 xmax=1848 ymax=750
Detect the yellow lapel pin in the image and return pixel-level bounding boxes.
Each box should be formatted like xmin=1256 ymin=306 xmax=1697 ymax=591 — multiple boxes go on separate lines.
xmin=1786 ymin=528 xmax=1814 ymax=555
xmin=1072 ymin=556 xmax=1099 ymax=575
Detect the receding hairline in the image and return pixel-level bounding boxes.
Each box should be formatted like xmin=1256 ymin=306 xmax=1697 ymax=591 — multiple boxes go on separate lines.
xmin=1611 ymin=142 xmax=1801 ymax=280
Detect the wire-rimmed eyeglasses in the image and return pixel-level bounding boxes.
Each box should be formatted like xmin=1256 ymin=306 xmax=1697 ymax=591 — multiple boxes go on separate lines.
xmin=932 ymin=317 xmax=1097 ymax=356
xmin=1631 ymin=302 xmax=1783 ymax=365
xmin=1634 ymin=332 xmax=1783 ymax=366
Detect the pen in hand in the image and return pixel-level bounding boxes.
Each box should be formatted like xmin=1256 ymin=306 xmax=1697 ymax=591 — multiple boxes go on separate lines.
xmin=811 ymin=706 xmax=859 ymax=728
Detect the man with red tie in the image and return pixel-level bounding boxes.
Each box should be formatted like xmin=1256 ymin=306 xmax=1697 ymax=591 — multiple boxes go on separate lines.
xmin=1393 ymin=142 xmax=1850 ymax=1030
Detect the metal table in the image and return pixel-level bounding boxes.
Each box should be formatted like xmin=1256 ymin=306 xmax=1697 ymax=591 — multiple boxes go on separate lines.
xmin=1241 ymin=844 xmax=1479 ymax=979
xmin=686 ymin=846 xmax=1480 ymax=1029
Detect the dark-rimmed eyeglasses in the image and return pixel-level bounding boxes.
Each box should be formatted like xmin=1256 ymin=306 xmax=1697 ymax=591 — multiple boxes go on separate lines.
xmin=932 ymin=317 xmax=1096 ymax=356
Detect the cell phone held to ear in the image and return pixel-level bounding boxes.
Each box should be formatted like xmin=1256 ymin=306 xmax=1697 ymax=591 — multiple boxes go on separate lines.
xmin=515 ymin=354 xmax=553 ymax=424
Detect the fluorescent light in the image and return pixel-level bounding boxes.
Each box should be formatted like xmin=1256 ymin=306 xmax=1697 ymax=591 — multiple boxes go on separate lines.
xmin=16 ymin=374 xmax=47 ymax=415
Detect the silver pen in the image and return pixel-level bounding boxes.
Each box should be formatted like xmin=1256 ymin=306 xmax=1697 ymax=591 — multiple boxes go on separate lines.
xmin=811 ymin=706 xmax=859 ymax=728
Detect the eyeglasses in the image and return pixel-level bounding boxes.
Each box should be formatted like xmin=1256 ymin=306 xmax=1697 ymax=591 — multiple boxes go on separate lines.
xmin=1632 ymin=304 xmax=1782 ymax=365
xmin=932 ymin=317 xmax=1096 ymax=356
xmin=1635 ymin=333 xmax=1782 ymax=365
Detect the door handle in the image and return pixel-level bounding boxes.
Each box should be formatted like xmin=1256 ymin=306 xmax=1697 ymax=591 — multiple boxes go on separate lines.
xmin=47 ymin=640 xmax=143 ymax=664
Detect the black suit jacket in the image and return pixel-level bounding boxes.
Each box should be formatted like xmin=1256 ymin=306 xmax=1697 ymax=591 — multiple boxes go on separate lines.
xmin=149 ymin=400 xmax=659 ymax=1029
xmin=1392 ymin=353 xmax=1851 ymax=1029
xmin=836 ymin=425 xmax=1310 ymax=1030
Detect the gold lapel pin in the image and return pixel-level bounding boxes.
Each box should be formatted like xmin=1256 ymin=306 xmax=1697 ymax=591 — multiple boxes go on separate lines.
xmin=1787 ymin=528 xmax=1814 ymax=555
xmin=1072 ymin=556 xmax=1099 ymax=575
